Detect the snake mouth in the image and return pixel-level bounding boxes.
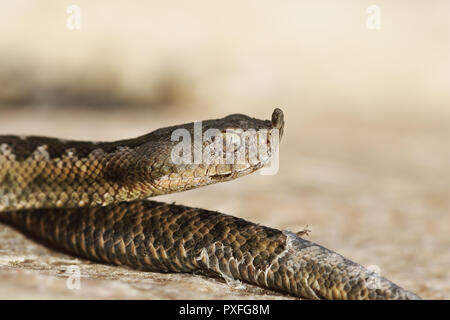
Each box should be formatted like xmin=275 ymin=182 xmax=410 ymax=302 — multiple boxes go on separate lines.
xmin=210 ymin=172 xmax=233 ymax=180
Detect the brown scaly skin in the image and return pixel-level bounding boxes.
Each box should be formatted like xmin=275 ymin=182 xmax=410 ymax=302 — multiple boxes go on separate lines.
xmin=0 ymin=110 xmax=282 ymax=211
xmin=0 ymin=109 xmax=420 ymax=299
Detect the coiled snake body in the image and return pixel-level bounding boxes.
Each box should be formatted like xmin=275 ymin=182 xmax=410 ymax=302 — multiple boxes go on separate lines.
xmin=0 ymin=109 xmax=420 ymax=299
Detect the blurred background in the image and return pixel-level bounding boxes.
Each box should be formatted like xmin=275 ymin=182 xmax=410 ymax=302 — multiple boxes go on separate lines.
xmin=0 ymin=0 xmax=448 ymax=299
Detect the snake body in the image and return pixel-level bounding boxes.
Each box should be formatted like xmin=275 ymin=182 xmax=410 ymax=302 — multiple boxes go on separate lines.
xmin=0 ymin=109 xmax=420 ymax=299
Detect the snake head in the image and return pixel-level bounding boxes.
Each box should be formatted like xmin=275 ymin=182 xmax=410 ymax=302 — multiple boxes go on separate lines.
xmin=142 ymin=109 xmax=285 ymax=195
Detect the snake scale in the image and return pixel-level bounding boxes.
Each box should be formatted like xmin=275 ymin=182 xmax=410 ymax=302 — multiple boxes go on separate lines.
xmin=0 ymin=108 xmax=420 ymax=299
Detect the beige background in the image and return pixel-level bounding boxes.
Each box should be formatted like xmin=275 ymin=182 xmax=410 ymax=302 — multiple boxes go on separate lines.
xmin=0 ymin=1 xmax=449 ymax=299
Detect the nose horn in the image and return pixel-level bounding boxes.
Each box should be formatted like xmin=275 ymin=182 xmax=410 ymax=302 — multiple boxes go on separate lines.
xmin=271 ymin=108 xmax=284 ymax=139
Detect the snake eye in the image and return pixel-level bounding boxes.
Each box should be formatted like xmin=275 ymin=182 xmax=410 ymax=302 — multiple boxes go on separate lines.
xmin=225 ymin=132 xmax=242 ymax=152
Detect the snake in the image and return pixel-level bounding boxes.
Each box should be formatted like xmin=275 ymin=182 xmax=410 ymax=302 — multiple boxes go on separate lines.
xmin=0 ymin=108 xmax=420 ymax=300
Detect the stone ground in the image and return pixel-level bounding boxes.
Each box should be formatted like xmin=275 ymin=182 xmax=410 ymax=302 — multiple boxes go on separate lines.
xmin=0 ymin=106 xmax=449 ymax=299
